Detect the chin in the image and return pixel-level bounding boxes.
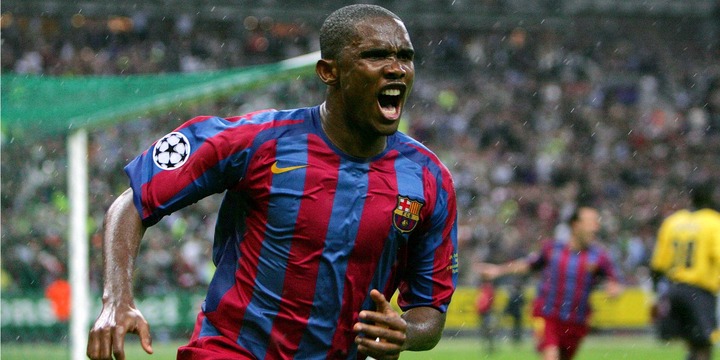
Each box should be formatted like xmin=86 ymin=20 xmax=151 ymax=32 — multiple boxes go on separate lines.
xmin=376 ymin=122 xmax=401 ymax=136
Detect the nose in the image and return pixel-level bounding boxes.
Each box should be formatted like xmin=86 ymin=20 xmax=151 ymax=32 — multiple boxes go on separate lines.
xmin=384 ymin=58 xmax=406 ymax=79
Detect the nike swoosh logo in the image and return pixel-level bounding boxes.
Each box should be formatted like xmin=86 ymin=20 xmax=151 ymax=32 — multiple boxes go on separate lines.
xmin=271 ymin=161 xmax=308 ymax=174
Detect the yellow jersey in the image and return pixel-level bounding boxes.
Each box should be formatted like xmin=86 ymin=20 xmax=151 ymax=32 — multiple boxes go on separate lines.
xmin=651 ymin=208 xmax=720 ymax=293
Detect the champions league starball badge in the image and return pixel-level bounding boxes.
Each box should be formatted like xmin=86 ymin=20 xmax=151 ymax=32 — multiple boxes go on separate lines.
xmin=152 ymin=132 xmax=191 ymax=170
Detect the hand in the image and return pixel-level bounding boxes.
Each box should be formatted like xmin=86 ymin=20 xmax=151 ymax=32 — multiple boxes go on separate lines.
xmin=650 ymin=293 xmax=669 ymax=323
xmin=473 ymin=262 xmax=501 ymax=280
xmin=87 ymin=301 xmax=153 ymax=360
xmin=605 ymin=281 xmax=624 ymax=299
xmin=353 ymin=289 xmax=407 ymax=360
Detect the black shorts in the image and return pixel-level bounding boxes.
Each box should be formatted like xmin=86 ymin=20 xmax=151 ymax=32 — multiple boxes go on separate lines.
xmin=655 ymin=282 xmax=717 ymax=347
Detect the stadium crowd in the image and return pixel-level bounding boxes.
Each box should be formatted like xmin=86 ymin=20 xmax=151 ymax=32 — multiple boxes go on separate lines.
xmin=2 ymin=11 xmax=719 ymax=299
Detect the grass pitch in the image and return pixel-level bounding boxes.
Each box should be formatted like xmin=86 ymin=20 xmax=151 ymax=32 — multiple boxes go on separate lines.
xmin=1 ymin=333 xmax=691 ymax=359
xmin=403 ymin=333 xmax=690 ymax=359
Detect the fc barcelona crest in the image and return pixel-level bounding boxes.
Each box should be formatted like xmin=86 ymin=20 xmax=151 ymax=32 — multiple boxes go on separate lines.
xmin=393 ymin=196 xmax=424 ymax=233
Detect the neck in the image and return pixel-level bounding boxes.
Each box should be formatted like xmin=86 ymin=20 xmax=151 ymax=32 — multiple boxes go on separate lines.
xmin=568 ymin=236 xmax=589 ymax=251
xmin=319 ymin=102 xmax=387 ymax=158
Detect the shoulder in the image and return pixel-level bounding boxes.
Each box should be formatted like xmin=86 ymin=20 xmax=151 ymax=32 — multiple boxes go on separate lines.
xmin=656 ymin=210 xmax=689 ymax=235
xmin=592 ymin=242 xmax=610 ymax=254
xmin=588 ymin=242 xmax=614 ymax=262
xmin=225 ymin=107 xmax=314 ymax=125
xmin=390 ymin=132 xmax=453 ymax=179
xmin=175 ymin=108 xmax=307 ymax=133
xmin=530 ymin=239 xmax=556 ymax=258
xmin=218 ymin=107 xmax=316 ymax=141
xmin=696 ymin=210 xmax=720 ymax=234
xmin=697 ymin=209 xmax=720 ymax=221
xmin=542 ymin=239 xmax=562 ymax=251
xmin=661 ymin=209 xmax=690 ymax=224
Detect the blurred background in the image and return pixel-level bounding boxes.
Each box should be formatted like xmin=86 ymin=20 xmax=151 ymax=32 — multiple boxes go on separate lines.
xmin=1 ymin=0 xmax=719 ymax=355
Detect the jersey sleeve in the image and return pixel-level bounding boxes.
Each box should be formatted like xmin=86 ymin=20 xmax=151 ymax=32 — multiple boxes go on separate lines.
xmin=650 ymin=215 xmax=675 ymax=273
xmin=708 ymin=212 xmax=720 ymax=265
xmin=597 ymin=248 xmax=621 ymax=282
xmin=124 ymin=115 xmax=253 ymax=226
xmin=396 ymin=163 xmax=458 ymax=313
xmin=706 ymin=212 xmax=720 ymax=289
xmin=526 ymin=240 xmax=552 ymax=271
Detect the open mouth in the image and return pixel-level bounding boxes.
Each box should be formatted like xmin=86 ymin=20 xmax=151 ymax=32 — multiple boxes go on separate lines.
xmin=378 ymin=88 xmax=403 ymax=120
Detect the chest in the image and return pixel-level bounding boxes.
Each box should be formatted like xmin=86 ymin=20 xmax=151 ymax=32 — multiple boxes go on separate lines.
xmin=546 ymin=249 xmax=602 ymax=279
xmin=239 ymin=136 xmax=429 ymax=251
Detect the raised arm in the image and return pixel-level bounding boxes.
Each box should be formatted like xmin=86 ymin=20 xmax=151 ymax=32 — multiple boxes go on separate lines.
xmin=87 ymin=188 xmax=153 ymax=360
xmin=474 ymin=259 xmax=531 ymax=280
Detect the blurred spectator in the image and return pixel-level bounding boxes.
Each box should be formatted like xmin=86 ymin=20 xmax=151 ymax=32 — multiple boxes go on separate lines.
xmin=2 ymin=11 xmax=719 ymax=295
xmin=504 ymin=278 xmax=526 ymax=344
xmin=45 ymin=278 xmax=71 ymax=322
xmin=475 ymin=278 xmax=497 ymax=353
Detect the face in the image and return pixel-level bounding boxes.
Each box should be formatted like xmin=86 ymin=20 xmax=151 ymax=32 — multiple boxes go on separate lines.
xmin=572 ymin=207 xmax=601 ymax=247
xmin=334 ymin=16 xmax=415 ymax=137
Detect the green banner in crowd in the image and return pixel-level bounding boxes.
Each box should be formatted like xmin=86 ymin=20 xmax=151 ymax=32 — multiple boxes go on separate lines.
xmin=1 ymin=52 xmax=318 ymax=138
xmin=1 ymin=292 xmax=205 ymax=342
xmin=1 ymin=286 xmax=654 ymax=342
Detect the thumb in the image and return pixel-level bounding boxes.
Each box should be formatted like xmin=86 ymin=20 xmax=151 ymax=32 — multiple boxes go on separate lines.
xmin=137 ymin=322 xmax=154 ymax=354
xmin=369 ymin=289 xmax=391 ymax=313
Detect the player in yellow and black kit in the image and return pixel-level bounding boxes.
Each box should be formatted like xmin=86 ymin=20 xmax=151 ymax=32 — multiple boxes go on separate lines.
xmin=650 ymin=180 xmax=720 ymax=360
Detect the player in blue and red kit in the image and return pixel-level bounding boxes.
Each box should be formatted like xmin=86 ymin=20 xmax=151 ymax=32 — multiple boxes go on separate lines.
xmin=477 ymin=207 xmax=622 ymax=360
xmin=86 ymin=4 xmax=458 ymax=360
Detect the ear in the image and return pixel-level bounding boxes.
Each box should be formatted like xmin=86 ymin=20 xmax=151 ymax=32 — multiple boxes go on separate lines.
xmin=316 ymin=59 xmax=338 ymax=85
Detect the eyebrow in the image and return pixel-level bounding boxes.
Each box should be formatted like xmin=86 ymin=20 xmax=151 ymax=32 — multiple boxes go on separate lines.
xmin=360 ymin=47 xmax=415 ymax=58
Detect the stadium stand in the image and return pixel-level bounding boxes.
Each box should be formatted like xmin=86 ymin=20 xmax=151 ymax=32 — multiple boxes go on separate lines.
xmin=2 ymin=0 xmax=719 ymax=339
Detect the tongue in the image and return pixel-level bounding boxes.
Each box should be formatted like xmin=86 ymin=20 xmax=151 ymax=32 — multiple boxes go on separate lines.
xmin=381 ymin=104 xmax=400 ymax=119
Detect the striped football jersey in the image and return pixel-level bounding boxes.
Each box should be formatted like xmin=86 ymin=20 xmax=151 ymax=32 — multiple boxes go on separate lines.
xmin=124 ymin=105 xmax=458 ymax=359
xmin=528 ymin=240 xmax=619 ymax=325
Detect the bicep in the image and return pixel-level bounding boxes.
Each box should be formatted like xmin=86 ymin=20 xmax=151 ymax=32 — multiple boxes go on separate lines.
xmin=105 ymin=188 xmax=146 ymax=239
xmin=126 ymin=118 xmax=251 ymax=225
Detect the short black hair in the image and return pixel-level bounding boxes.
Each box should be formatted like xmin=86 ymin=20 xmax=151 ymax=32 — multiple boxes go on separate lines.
xmin=319 ymin=4 xmax=402 ymax=60
xmin=687 ymin=179 xmax=716 ymax=210
xmin=569 ymin=205 xmax=593 ymax=224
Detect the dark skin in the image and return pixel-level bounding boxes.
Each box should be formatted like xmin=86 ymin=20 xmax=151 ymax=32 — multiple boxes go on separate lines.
xmin=316 ymin=16 xmax=415 ymax=158
xmin=87 ymin=15 xmax=445 ymax=360
xmin=87 ymin=189 xmax=152 ymax=360
xmin=354 ymin=291 xmax=446 ymax=360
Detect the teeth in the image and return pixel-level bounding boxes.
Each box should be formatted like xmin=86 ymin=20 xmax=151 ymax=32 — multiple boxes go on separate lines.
xmin=381 ymin=89 xmax=401 ymax=96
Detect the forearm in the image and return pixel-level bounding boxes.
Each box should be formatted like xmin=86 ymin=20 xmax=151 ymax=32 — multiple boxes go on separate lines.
xmin=499 ymin=259 xmax=530 ymax=276
xmin=102 ymin=188 xmax=146 ymax=304
xmin=400 ymin=307 xmax=446 ymax=351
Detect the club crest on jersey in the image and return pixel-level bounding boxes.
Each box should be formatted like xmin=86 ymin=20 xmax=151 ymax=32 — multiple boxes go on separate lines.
xmin=393 ymin=196 xmax=424 ymax=233
xmin=153 ymin=132 xmax=191 ymax=170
